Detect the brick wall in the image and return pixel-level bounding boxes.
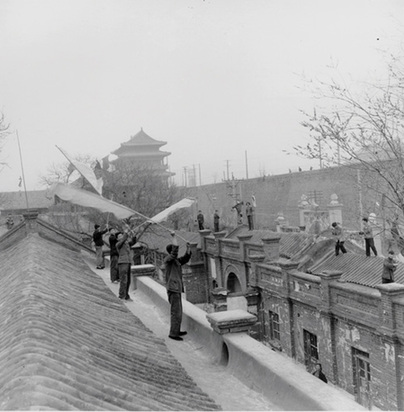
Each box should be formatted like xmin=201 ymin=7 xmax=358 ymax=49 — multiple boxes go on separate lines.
xmin=187 ymin=164 xmax=385 ymax=232
xmin=184 ymin=262 xmax=208 ymax=304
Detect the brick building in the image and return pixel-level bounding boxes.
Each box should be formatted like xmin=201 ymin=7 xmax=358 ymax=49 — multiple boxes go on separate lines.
xmin=196 ymin=226 xmax=404 ymax=410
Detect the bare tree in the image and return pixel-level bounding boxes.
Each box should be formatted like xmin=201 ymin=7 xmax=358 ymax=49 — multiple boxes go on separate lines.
xmin=39 ymin=153 xmax=96 ymax=188
xmin=102 ymin=160 xmax=185 ymax=219
xmin=295 ymin=55 xmax=404 ymax=223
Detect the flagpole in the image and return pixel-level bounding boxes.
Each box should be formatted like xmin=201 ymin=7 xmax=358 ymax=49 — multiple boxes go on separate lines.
xmin=16 ymin=130 xmax=29 ymax=210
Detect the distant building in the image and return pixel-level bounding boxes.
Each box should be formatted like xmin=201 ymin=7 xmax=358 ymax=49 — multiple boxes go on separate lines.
xmin=107 ymin=128 xmax=174 ymax=180
xmin=0 ymin=190 xmax=53 ymax=216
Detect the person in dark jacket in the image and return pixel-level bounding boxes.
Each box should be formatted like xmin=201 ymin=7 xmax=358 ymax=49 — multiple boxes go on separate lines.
xmin=232 ymin=201 xmax=244 ymax=225
xmin=331 ymin=222 xmax=347 ymax=256
xmin=213 ymin=210 xmax=220 ymax=233
xmin=108 ymin=228 xmax=120 ymax=283
xmin=93 ymin=224 xmax=108 ymax=269
xmin=116 ymin=230 xmax=137 ymax=300
xmin=197 ymin=210 xmax=204 ymax=230
xmin=164 ymin=232 xmax=191 ymax=341
xmin=382 ymin=250 xmax=398 ymax=284
xmin=312 ymin=363 xmax=328 ymax=383
xmin=246 ymin=202 xmax=254 ymax=230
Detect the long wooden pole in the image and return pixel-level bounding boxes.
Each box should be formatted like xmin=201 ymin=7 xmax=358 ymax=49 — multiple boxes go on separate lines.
xmin=16 ymin=130 xmax=29 ymax=210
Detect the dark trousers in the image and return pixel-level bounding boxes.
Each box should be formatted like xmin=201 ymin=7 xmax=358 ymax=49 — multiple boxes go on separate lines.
xmin=110 ymin=255 xmax=119 ymax=282
xmin=118 ymin=263 xmax=131 ymax=299
xmin=335 ymin=241 xmax=347 ymax=256
xmin=167 ymin=291 xmax=182 ymax=337
xmin=214 ymin=223 xmax=219 ymax=232
xmin=382 ymin=278 xmax=394 ymax=284
xmin=247 ymin=215 xmax=254 ymax=230
xmin=365 ymin=238 xmax=377 ymax=256
xmin=198 ymin=222 xmax=204 ymax=230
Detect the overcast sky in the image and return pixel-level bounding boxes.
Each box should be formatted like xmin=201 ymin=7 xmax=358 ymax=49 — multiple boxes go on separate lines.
xmin=0 ymin=0 xmax=403 ymax=192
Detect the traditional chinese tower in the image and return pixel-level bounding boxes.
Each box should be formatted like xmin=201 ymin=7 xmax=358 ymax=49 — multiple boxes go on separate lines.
xmin=110 ymin=128 xmax=174 ymax=180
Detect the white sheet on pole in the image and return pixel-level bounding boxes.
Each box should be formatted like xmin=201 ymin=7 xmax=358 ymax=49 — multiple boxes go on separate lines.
xmin=57 ymin=146 xmax=103 ymax=195
xmin=149 ymin=198 xmax=195 ymax=223
xmin=51 ymin=183 xmax=137 ymax=219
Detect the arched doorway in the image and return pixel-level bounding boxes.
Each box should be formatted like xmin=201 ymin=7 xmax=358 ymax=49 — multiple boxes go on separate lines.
xmin=227 ymin=272 xmax=242 ymax=293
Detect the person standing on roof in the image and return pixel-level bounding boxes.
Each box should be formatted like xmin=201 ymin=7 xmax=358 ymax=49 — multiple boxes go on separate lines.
xmin=164 ymin=231 xmax=191 ymax=341
xmin=197 ymin=210 xmax=205 ymax=230
xmin=108 ymin=228 xmax=120 ymax=283
xmin=382 ymin=250 xmax=398 ymax=284
xmin=246 ymin=202 xmax=254 ymax=230
xmin=213 ymin=210 xmax=220 ymax=233
xmin=93 ymin=224 xmax=108 ymax=269
xmin=116 ymin=229 xmax=137 ymax=300
xmin=331 ymin=222 xmax=347 ymax=256
xmin=360 ymin=217 xmax=378 ymax=257
xmin=232 ymin=201 xmax=244 ymax=225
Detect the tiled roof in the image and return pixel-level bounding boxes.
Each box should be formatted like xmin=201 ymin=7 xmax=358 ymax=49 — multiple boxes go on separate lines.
xmin=226 ymin=226 xmax=317 ymax=259
xmin=308 ymin=253 xmax=404 ymax=287
xmin=118 ymin=129 xmax=166 ymax=148
xmin=0 ymin=232 xmax=219 ymax=411
xmin=0 ymin=190 xmax=53 ymax=212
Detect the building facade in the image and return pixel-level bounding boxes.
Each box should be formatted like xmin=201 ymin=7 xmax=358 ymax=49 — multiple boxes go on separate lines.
xmin=197 ymin=229 xmax=404 ymax=410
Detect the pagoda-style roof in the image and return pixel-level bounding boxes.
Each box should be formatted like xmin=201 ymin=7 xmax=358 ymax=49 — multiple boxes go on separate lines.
xmin=112 ymin=129 xmax=167 ymax=157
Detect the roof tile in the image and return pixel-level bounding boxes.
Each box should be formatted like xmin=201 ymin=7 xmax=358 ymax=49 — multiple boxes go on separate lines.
xmin=0 ymin=233 xmax=220 ymax=411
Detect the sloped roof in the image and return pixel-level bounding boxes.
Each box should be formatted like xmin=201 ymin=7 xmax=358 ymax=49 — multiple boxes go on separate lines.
xmin=0 ymin=190 xmax=53 ymax=212
xmin=0 ymin=232 xmax=219 ymax=410
xmin=226 ymin=226 xmax=318 ymax=259
xmin=308 ymin=253 xmax=404 ymax=287
xmin=114 ymin=129 xmax=166 ymax=149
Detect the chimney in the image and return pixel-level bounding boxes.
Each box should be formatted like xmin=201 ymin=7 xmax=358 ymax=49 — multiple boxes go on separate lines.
xmin=261 ymin=233 xmax=281 ymax=262
xmin=23 ymin=210 xmax=39 ymax=233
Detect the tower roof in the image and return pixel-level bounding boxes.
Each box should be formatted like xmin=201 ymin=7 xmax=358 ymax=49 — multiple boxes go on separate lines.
xmin=112 ymin=128 xmax=169 ymax=157
xmin=122 ymin=128 xmax=166 ymax=147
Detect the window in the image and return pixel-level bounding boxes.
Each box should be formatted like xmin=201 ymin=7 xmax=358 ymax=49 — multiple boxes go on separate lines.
xmin=352 ymin=348 xmax=371 ymax=408
xmin=269 ymin=310 xmax=280 ymax=341
xmin=303 ymin=329 xmax=319 ymax=368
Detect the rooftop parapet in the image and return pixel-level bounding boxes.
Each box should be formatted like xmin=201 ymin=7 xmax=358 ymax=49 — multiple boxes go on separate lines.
xmin=206 ymin=309 xmax=257 ymax=335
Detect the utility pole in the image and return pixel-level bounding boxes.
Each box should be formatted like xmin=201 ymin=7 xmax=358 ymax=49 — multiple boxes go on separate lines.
xmin=16 ymin=130 xmax=29 ymax=210
xmin=245 ymin=150 xmax=249 ymax=179
xmin=183 ymin=166 xmax=188 ymax=187
xmin=198 ymin=163 xmax=202 ymax=186
xmin=225 ymin=160 xmax=230 ymax=180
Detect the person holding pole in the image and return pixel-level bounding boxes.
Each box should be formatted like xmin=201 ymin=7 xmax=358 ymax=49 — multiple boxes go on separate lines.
xmin=93 ymin=224 xmax=108 ymax=269
xmin=164 ymin=232 xmax=191 ymax=341
xmin=108 ymin=228 xmax=120 ymax=283
xmin=116 ymin=229 xmax=137 ymax=300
